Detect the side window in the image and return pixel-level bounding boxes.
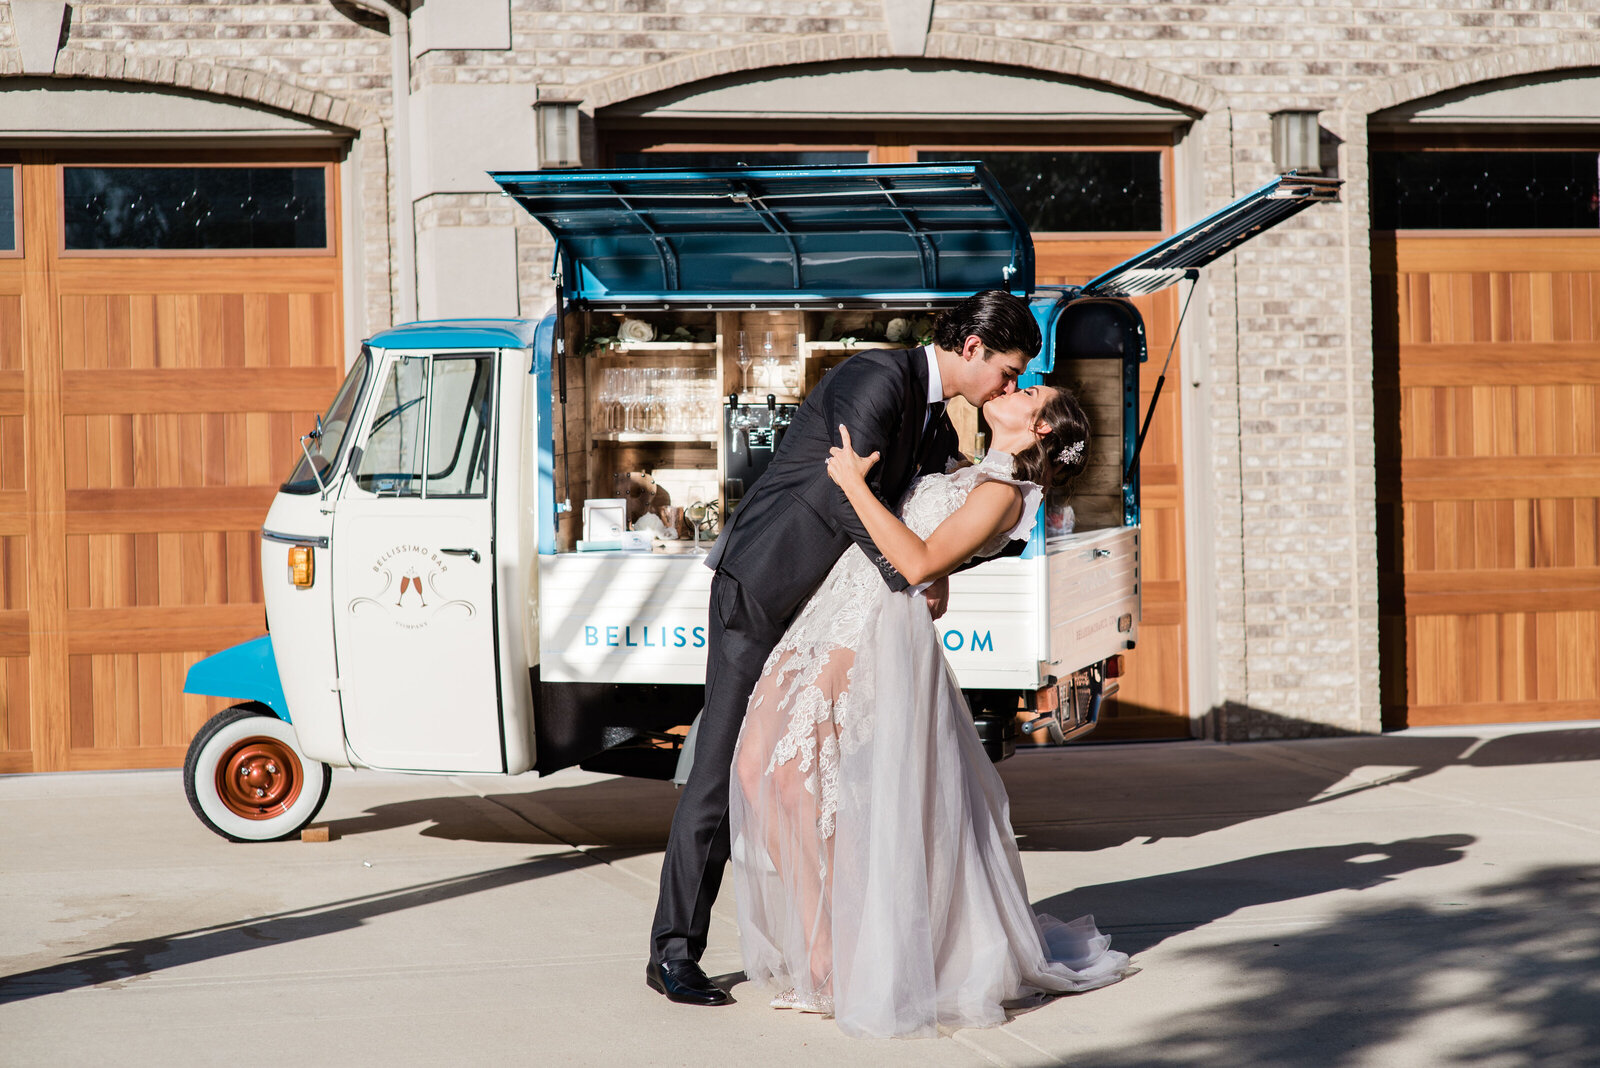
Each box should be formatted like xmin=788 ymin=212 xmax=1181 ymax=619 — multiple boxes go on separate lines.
xmin=425 ymin=355 xmax=494 ymax=497
xmin=352 ymin=353 xmax=493 ymax=498
xmin=354 ymin=356 xmax=427 ymax=495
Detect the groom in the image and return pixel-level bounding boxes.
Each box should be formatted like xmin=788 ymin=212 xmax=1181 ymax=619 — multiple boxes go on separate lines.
xmin=646 ymin=290 xmax=1043 ymax=1005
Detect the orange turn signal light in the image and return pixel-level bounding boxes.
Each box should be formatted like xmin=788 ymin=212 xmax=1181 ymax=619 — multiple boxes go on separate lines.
xmin=287 ymin=546 xmax=314 ymax=588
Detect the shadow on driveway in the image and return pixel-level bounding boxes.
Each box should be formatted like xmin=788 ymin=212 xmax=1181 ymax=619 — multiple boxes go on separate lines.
xmin=0 ymin=850 xmax=625 ymax=1006
xmin=1034 ymin=834 xmax=1475 ymax=955
xmin=1049 ymin=861 xmax=1600 ymax=1067
xmin=318 ymin=728 xmax=1600 ymax=853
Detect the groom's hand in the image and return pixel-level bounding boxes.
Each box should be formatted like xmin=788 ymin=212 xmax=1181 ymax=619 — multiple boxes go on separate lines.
xmin=922 ymin=575 xmax=950 ymax=620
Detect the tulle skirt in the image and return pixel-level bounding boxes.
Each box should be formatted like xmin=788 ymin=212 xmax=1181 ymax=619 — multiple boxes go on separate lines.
xmin=729 ymin=587 xmax=1130 ymax=1038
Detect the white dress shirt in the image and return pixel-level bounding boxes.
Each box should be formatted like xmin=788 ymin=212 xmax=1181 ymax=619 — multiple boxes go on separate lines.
xmin=922 ymin=344 xmax=944 ymax=431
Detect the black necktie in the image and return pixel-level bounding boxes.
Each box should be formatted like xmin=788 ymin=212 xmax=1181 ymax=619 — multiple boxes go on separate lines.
xmin=919 ymin=401 xmax=946 ymax=469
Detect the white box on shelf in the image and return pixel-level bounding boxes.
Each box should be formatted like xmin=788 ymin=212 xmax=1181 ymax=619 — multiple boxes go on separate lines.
xmin=582 ymin=498 xmax=627 ymax=542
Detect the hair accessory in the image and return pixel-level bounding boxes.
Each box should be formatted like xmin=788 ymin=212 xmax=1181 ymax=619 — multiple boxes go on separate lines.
xmin=1055 ymin=440 xmax=1084 ymax=466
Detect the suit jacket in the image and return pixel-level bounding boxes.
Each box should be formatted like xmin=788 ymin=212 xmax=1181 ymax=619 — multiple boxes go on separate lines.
xmin=706 ymin=346 xmax=960 ymax=624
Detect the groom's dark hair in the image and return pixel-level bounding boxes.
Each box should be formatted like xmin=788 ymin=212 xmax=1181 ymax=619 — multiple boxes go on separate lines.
xmin=933 ymin=290 xmax=1041 ymax=359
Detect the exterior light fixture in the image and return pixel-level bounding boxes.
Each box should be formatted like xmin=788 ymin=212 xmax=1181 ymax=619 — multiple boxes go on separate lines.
xmin=287 ymin=546 xmax=314 ymax=589
xmin=1271 ymin=110 xmax=1322 ymax=174
xmin=534 ymin=97 xmax=583 ymax=170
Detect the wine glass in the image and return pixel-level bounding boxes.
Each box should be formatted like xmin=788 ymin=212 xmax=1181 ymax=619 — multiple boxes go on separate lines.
xmin=761 ymin=330 xmax=778 ymax=394
xmin=641 ymin=367 xmax=662 ymax=433
xmin=622 ymin=367 xmax=642 ymax=433
xmin=596 ymin=368 xmax=617 ymax=432
xmin=735 ymin=331 xmax=752 ymax=397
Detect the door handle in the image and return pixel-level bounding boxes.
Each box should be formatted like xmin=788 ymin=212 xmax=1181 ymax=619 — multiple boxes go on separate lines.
xmin=441 ymin=547 xmax=481 ymax=563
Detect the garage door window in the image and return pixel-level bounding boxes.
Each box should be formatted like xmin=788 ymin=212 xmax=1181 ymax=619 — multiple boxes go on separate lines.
xmin=918 ymin=149 xmax=1164 ymax=233
xmin=1 ymin=166 xmax=16 ymax=253
xmin=61 ymin=164 xmax=330 ymax=252
xmin=1373 ymin=150 xmax=1600 ymax=230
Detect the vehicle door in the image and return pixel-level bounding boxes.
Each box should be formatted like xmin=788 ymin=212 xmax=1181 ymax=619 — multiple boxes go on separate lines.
xmin=332 ymin=348 xmax=504 ymax=772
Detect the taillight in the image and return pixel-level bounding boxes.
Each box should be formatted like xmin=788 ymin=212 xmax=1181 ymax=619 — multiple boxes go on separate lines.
xmin=1104 ymin=655 xmax=1124 ymax=678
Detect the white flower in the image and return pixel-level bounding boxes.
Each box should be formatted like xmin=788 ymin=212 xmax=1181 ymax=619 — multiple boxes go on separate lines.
xmin=618 ymin=318 xmax=656 ymax=343
xmin=884 ymin=317 xmax=910 ymax=342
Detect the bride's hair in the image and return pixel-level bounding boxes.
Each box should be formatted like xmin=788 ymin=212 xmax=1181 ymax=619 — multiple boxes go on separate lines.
xmin=1011 ymin=387 xmax=1090 ymax=493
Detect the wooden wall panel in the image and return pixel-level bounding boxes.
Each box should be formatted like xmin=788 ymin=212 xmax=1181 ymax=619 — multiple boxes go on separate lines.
xmin=1377 ymin=241 xmax=1600 ymax=727
xmin=67 ymin=651 xmax=232 ymax=752
xmin=10 ymin=153 xmax=344 ymax=771
xmin=0 ymin=526 xmax=22 ymax=594
xmin=0 ymin=294 xmax=22 ymax=369
xmin=0 ymin=656 xmax=32 ymax=771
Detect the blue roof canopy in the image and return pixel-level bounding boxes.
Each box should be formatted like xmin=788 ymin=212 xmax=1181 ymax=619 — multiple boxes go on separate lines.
xmin=490 ymin=163 xmax=1034 ymax=303
xmin=367 ymin=318 xmax=542 ymax=350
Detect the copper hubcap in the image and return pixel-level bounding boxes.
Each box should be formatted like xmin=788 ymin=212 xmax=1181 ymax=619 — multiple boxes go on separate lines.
xmin=215 ymin=736 xmax=303 ymax=820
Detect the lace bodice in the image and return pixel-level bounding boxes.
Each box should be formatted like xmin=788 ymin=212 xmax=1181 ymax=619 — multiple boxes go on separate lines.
xmin=739 ymin=451 xmax=1042 ymax=841
xmin=766 ymin=450 xmax=1039 ymax=668
xmin=900 ymin=449 xmax=1043 ymax=550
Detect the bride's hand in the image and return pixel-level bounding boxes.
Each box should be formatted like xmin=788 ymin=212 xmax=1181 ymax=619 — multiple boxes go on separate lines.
xmin=827 ymin=424 xmax=879 ymax=488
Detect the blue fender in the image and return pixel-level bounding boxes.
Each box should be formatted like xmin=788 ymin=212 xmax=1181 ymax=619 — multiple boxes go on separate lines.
xmin=184 ymin=635 xmax=292 ymax=723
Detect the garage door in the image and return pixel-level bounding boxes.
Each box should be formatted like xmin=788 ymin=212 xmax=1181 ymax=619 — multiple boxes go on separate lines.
xmin=1374 ymin=146 xmax=1600 ymax=726
xmin=0 ymin=149 xmax=345 ymax=772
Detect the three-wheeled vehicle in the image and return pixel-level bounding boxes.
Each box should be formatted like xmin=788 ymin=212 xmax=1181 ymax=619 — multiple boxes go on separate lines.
xmin=180 ymin=163 xmax=1339 ymax=841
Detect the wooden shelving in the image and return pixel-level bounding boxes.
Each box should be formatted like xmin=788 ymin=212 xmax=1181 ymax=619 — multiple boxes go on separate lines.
xmin=591 ymin=341 xmax=717 ymax=355
xmin=731 ymin=392 xmax=801 ymax=405
xmin=593 ymin=431 xmax=717 ymax=444
xmin=802 ymin=340 xmax=916 ymax=353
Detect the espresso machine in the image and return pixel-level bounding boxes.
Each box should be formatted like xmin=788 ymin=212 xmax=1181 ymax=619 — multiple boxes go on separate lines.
xmin=722 ymin=393 xmax=796 ymax=513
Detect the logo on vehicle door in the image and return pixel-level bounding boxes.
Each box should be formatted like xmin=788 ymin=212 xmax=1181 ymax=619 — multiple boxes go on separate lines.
xmin=347 ymin=544 xmax=475 ymax=630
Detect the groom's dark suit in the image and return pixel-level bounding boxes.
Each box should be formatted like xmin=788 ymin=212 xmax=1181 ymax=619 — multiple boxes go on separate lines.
xmin=651 ymin=346 xmax=960 ymax=967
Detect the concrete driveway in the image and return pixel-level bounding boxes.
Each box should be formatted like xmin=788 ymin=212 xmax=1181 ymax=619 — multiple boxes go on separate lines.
xmin=3 ymin=723 xmax=1598 ymax=1067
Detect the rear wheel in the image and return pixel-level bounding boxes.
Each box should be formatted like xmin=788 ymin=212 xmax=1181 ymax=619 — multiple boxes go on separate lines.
xmin=184 ymin=705 xmax=331 ymax=842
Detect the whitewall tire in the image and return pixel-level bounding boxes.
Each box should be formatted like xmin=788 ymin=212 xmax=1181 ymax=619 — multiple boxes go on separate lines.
xmin=184 ymin=705 xmax=332 ymax=842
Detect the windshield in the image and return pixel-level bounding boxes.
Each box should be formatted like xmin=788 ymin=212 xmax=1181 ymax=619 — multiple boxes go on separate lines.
xmin=281 ymin=348 xmax=371 ymax=494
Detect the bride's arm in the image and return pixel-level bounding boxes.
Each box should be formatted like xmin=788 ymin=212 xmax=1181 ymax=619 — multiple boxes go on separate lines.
xmin=827 ymin=424 xmax=1022 ymax=586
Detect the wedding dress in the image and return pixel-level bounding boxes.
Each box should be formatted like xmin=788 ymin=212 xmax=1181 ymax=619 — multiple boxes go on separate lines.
xmin=728 ymin=451 xmax=1130 ymax=1039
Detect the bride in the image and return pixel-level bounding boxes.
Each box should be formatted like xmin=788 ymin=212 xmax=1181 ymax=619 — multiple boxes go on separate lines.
xmin=728 ymin=383 xmax=1131 ymax=1038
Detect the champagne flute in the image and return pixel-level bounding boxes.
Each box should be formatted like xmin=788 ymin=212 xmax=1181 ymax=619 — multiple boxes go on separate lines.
xmin=735 ymin=331 xmax=752 ymax=397
xmin=761 ymin=330 xmax=778 ymax=394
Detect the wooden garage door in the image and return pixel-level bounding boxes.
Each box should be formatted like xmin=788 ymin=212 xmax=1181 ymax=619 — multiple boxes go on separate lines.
xmin=1374 ymin=147 xmax=1600 ymax=726
xmin=0 ymin=150 xmax=345 ymax=772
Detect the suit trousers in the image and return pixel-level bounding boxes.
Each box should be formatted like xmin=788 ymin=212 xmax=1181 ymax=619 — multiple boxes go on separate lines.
xmin=651 ymin=570 xmax=786 ymax=965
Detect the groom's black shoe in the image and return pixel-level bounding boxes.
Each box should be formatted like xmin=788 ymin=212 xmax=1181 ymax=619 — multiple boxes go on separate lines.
xmin=646 ymin=958 xmax=734 ymax=1006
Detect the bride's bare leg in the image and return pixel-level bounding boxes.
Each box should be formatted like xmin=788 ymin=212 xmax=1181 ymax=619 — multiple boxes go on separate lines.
xmin=737 ymin=646 xmax=856 ymax=1005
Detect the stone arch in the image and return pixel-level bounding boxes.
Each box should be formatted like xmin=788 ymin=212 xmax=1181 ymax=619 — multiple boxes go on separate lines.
xmin=1348 ymin=40 xmax=1600 ymax=117
xmin=578 ymin=31 xmax=1219 ymax=116
xmin=0 ymin=46 xmax=379 ymax=130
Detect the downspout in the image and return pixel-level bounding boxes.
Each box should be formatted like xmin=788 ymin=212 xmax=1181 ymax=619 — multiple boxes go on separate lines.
xmin=340 ymin=0 xmax=417 ymax=324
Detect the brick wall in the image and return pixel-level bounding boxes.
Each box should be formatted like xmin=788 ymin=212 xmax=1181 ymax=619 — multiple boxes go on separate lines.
xmin=6 ymin=0 xmax=1600 ymax=737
